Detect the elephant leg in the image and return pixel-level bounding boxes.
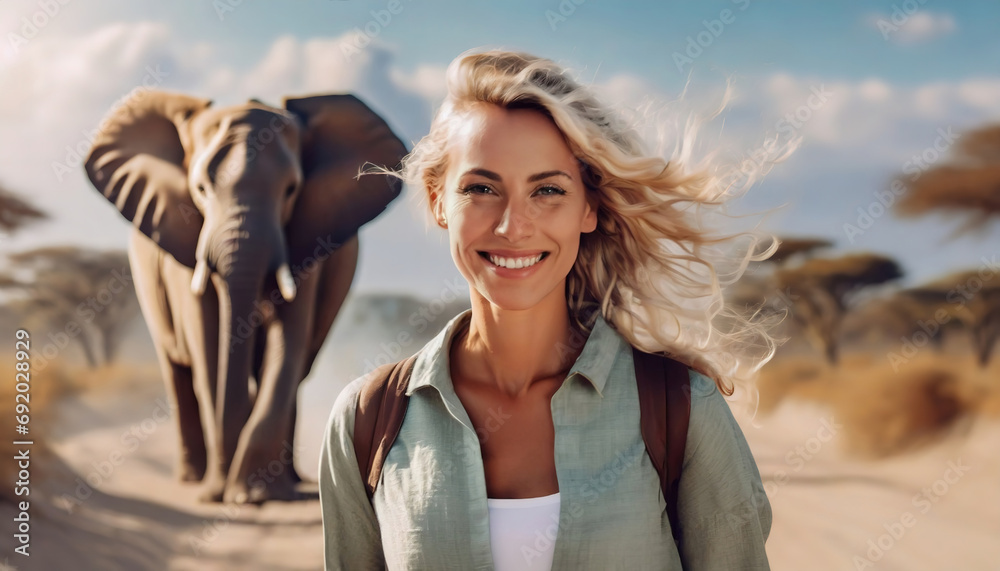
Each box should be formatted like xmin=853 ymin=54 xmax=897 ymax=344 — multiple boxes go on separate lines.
xmin=306 ymin=234 xmax=359 ymax=373
xmin=173 ymin=262 xmax=228 ymax=503
xmin=191 ymin=367 xmax=227 ymax=502
xmin=224 ymin=321 xmax=310 ymax=503
xmin=158 ymin=351 xmax=207 ymax=482
xmin=224 ymin=273 xmax=319 ymax=504
xmin=286 ymin=235 xmax=358 ymax=487
xmin=129 ymin=230 xmax=208 ymax=483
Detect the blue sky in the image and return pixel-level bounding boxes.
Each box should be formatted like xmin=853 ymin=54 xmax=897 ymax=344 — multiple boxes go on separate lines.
xmin=2 ymin=0 xmax=999 ymax=298
xmin=26 ymin=0 xmax=998 ymax=86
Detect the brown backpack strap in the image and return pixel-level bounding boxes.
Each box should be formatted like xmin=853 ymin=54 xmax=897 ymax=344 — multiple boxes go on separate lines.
xmin=632 ymin=346 xmax=692 ymax=544
xmin=353 ymin=352 xmax=420 ymax=503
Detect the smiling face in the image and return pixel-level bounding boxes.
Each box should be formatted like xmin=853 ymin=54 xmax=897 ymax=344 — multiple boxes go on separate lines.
xmin=432 ymin=103 xmax=598 ymax=311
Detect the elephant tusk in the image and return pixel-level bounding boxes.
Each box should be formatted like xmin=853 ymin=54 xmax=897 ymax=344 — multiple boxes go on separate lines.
xmin=276 ymin=263 xmax=296 ymax=302
xmin=191 ymin=257 xmax=210 ymax=295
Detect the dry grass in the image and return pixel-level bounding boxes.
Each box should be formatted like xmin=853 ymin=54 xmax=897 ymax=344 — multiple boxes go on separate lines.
xmin=0 ymin=358 xmax=68 ymax=504
xmin=0 ymin=357 xmax=159 ymax=504
xmin=756 ymin=350 xmax=1000 ymax=459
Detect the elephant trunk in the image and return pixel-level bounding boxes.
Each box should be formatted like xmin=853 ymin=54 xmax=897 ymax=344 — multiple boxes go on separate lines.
xmin=207 ymin=209 xmax=295 ymax=475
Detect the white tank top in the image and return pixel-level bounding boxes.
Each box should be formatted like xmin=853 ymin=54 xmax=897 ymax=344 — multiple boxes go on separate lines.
xmin=486 ymin=491 xmax=561 ymax=571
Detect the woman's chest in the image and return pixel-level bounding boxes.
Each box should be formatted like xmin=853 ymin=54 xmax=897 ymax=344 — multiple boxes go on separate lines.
xmin=453 ymin=376 xmax=563 ymax=499
xmin=371 ymin=388 xmax=677 ymax=569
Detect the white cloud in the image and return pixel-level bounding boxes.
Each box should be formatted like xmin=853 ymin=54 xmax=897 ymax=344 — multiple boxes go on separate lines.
xmin=865 ymin=10 xmax=957 ymax=45
xmin=0 ymin=22 xmax=441 ymax=282
xmin=716 ymin=72 xmax=1000 ymax=158
xmin=1 ymin=21 xmax=998 ymax=297
xmin=391 ymin=63 xmax=448 ymax=108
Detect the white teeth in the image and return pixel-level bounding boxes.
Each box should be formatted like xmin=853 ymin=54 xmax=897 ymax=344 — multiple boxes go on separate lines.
xmin=488 ymin=253 xmax=543 ymax=269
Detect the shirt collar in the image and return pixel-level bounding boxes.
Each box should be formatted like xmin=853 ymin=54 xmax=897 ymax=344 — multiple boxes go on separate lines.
xmin=406 ymin=307 xmax=627 ymax=398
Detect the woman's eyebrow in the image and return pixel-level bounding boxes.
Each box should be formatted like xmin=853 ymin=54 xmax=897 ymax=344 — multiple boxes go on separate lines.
xmin=461 ymin=168 xmax=573 ymax=182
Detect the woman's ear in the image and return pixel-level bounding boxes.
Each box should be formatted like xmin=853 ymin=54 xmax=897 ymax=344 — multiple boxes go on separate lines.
xmin=582 ymin=191 xmax=599 ymax=233
xmin=431 ymin=189 xmax=447 ymax=228
xmin=578 ymin=158 xmax=599 ymax=233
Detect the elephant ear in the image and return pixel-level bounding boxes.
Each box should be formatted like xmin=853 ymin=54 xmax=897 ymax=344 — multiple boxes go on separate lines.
xmin=84 ymin=90 xmax=213 ymax=268
xmin=282 ymin=94 xmax=408 ymax=268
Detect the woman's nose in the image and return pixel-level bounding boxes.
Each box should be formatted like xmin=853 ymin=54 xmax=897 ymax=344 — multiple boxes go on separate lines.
xmin=494 ymin=200 xmax=536 ymax=240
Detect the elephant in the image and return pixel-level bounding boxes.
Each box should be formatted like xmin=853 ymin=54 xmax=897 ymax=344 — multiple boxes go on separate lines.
xmin=83 ymin=89 xmax=407 ymax=503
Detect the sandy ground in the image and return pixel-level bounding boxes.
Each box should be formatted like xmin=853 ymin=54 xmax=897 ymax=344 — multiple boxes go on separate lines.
xmin=2 ymin=366 xmax=998 ymax=570
xmin=0 ymin=371 xmax=324 ymax=571
xmin=736 ymin=399 xmax=1000 ymax=571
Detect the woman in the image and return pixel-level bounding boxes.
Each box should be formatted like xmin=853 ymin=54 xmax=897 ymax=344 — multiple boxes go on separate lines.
xmin=319 ymin=48 xmax=779 ymax=570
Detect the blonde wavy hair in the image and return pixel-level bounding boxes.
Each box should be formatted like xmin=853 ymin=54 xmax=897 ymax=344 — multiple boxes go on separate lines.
xmin=370 ymin=47 xmax=791 ymax=403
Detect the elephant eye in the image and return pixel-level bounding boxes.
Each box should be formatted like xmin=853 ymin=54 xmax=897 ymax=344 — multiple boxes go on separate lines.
xmin=285 ymin=184 xmax=296 ymax=197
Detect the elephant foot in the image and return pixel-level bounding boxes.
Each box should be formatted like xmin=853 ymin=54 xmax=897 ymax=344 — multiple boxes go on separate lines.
xmin=197 ymin=476 xmax=227 ymax=503
xmin=178 ymin=460 xmax=207 ymax=483
xmin=224 ymin=473 xmax=302 ymax=505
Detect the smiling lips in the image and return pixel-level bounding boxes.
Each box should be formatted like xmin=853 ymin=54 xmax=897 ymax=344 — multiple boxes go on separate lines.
xmin=478 ymin=250 xmax=549 ymax=270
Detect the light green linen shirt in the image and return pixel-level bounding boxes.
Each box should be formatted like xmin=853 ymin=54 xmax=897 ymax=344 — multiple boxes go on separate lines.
xmin=319 ymin=307 xmax=772 ymax=570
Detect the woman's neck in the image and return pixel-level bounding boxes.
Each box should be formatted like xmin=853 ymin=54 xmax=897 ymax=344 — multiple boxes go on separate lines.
xmin=450 ymin=292 xmax=590 ymax=399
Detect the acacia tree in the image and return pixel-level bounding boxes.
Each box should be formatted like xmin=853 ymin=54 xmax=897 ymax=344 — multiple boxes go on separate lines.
xmin=725 ymin=236 xmax=836 ymax=347
xmin=846 ymin=293 xmax=966 ymax=353
xmin=894 ymin=269 xmax=1000 ymax=367
xmin=893 ymin=123 xmax=1000 ymax=237
xmin=1 ymin=247 xmax=139 ymax=368
xmin=774 ymin=253 xmax=903 ymax=365
xmin=0 ymin=183 xmax=48 ymax=234
xmin=727 ymin=236 xmax=834 ymax=313
xmin=888 ymin=123 xmax=1000 ymax=365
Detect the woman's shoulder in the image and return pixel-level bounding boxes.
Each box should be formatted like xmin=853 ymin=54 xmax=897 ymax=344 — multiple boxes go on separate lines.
xmin=325 ymin=356 xmax=424 ymax=440
xmin=323 ymin=373 xmax=372 ymax=441
xmin=686 ymin=367 xmax=719 ymax=399
xmin=682 ymin=366 xmax=753 ymax=466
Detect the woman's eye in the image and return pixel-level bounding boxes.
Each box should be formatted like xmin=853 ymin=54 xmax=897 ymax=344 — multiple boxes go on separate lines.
xmin=536 ymin=186 xmax=566 ymax=196
xmin=460 ymin=184 xmax=493 ymax=195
